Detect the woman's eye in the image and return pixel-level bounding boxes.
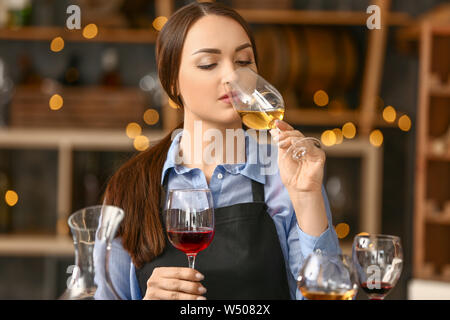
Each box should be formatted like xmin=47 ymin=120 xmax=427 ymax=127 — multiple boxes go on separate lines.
xmin=197 ymin=63 xmax=217 ymax=70
xmin=236 ymin=60 xmax=253 ymax=66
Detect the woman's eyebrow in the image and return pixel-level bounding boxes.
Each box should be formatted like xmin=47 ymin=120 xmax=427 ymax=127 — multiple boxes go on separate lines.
xmin=192 ymin=43 xmax=252 ymax=55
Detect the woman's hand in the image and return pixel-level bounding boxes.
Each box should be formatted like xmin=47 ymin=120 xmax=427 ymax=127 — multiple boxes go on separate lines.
xmin=143 ymin=267 xmax=207 ymax=300
xmin=270 ymin=120 xmax=326 ymax=194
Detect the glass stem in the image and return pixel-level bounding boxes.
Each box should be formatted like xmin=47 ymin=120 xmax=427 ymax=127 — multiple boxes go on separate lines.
xmin=187 ymin=254 xmax=197 ymax=269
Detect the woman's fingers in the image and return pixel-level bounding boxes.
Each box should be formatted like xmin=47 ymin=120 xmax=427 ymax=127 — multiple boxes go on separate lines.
xmin=156 ymin=267 xmax=204 ymax=281
xmin=154 ymin=289 xmax=206 ymax=300
xmin=274 ymin=119 xmax=294 ymax=131
xmin=144 ymin=267 xmax=206 ymax=300
xmin=159 ymin=278 xmax=207 ymax=295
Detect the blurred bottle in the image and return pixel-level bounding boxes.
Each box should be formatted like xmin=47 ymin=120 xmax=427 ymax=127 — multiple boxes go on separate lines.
xmin=31 ymin=0 xmax=54 ymax=26
xmin=60 ymin=54 xmax=82 ymax=86
xmin=0 ymin=58 xmax=14 ymax=127
xmin=100 ymin=48 xmax=121 ymax=87
xmin=6 ymin=0 xmax=32 ymax=28
xmin=18 ymin=54 xmax=41 ymax=86
xmin=83 ymin=152 xmax=100 ymax=206
xmin=0 ymin=1 xmax=8 ymax=27
xmin=0 ymin=151 xmax=11 ymax=233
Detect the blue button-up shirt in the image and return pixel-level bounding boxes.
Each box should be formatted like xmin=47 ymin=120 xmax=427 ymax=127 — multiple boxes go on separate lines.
xmin=94 ymin=130 xmax=341 ymax=300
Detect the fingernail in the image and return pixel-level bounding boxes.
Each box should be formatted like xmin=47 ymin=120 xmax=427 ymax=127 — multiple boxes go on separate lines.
xmin=197 ymin=296 xmax=207 ymax=300
xmin=198 ymin=286 xmax=207 ymax=294
xmin=196 ymin=273 xmax=204 ymax=280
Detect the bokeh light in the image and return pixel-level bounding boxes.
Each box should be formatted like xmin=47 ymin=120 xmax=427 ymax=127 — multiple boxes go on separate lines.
xmin=335 ymin=223 xmax=350 ymax=239
xmin=49 ymin=94 xmax=63 ymax=110
xmin=332 ymin=128 xmax=344 ymax=144
xmin=126 ymin=122 xmax=142 ymax=139
xmin=398 ymin=114 xmax=412 ymax=132
xmin=369 ymin=129 xmax=384 ymax=147
xmin=382 ymin=105 xmax=397 ymax=123
xmin=313 ymin=90 xmax=329 ymax=107
xmin=134 ymin=135 xmax=150 ymax=151
xmin=342 ymin=122 xmax=356 ymax=139
xmin=153 ymin=16 xmax=168 ymax=31
xmin=50 ymin=37 xmax=64 ymax=52
xmin=5 ymin=190 xmax=19 ymax=207
xmin=143 ymin=109 xmax=160 ymax=125
xmin=82 ymin=23 xmax=98 ymax=39
xmin=321 ymin=130 xmax=337 ymax=147
xmin=168 ymin=98 xmax=179 ymax=109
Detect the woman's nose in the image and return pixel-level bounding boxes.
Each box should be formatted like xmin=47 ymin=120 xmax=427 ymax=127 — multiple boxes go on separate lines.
xmin=222 ymin=63 xmax=238 ymax=86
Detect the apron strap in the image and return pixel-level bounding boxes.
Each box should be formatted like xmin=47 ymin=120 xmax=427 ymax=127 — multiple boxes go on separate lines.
xmin=250 ymin=179 xmax=265 ymax=202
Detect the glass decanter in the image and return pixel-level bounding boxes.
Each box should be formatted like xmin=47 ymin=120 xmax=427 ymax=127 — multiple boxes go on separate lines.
xmin=59 ymin=205 xmax=124 ymax=300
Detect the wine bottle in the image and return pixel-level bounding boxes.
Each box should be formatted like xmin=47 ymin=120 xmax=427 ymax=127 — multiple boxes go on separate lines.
xmin=60 ymin=54 xmax=82 ymax=86
xmin=0 ymin=151 xmax=11 ymax=233
xmin=0 ymin=1 xmax=8 ymax=27
xmin=7 ymin=0 xmax=32 ymax=28
xmin=18 ymin=54 xmax=42 ymax=86
xmin=83 ymin=152 xmax=100 ymax=206
xmin=100 ymin=48 xmax=121 ymax=87
xmin=0 ymin=58 xmax=13 ymax=127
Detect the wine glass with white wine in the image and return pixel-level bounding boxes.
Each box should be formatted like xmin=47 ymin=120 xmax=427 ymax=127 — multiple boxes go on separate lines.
xmin=224 ymin=67 xmax=321 ymax=161
xmin=224 ymin=67 xmax=284 ymax=130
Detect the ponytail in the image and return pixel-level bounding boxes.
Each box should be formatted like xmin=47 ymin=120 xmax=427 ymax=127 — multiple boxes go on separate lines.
xmin=103 ymin=122 xmax=183 ymax=268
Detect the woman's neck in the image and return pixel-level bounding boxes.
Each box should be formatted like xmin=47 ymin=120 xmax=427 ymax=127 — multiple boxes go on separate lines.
xmin=179 ymin=116 xmax=246 ymax=174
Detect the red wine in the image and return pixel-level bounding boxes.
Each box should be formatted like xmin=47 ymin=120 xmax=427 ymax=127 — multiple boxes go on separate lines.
xmin=168 ymin=228 xmax=214 ymax=254
xmin=361 ymin=282 xmax=393 ymax=298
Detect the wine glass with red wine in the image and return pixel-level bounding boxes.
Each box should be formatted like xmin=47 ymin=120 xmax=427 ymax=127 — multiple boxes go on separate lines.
xmin=352 ymin=234 xmax=403 ymax=300
xmin=165 ymin=189 xmax=215 ymax=269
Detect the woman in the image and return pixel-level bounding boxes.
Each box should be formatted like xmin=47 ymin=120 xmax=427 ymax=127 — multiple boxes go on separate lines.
xmin=95 ymin=1 xmax=340 ymax=300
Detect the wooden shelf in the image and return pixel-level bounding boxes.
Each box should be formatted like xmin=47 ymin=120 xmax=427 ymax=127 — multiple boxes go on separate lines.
xmin=430 ymin=84 xmax=450 ymax=97
xmin=0 ymin=26 xmax=158 ymax=44
xmin=238 ymin=9 xmax=412 ymax=26
xmin=0 ymin=235 xmax=74 ymax=256
xmin=0 ymin=128 xmax=166 ymax=150
xmin=428 ymin=150 xmax=450 ymax=162
xmin=414 ymin=21 xmax=450 ymax=281
xmin=426 ymin=215 xmax=450 ymax=226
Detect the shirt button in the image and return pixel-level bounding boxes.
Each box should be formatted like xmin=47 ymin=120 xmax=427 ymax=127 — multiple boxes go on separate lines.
xmin=217 ymin=173 xmax=223 ymax=180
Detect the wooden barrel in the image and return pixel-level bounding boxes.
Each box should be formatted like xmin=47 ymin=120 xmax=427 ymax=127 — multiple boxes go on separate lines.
xmin=253 ymin=26 xmax=358 ymax=107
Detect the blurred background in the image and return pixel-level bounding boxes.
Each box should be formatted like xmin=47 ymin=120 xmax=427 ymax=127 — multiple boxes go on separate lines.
xmin=0 ymin=0 xmax=449 ymax=300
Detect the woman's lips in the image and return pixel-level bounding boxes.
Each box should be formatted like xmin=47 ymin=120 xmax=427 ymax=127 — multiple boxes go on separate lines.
xmin=219 ymin=96 xmax=232 ymax=104
xmin=219 ymin=91 xmax=237 ymax=104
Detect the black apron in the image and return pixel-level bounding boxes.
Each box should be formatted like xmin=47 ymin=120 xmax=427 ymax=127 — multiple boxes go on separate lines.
xmin=135 ymin=177 xmax=291 ymax=300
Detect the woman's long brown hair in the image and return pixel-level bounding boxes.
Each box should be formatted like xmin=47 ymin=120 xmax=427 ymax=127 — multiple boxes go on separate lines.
xmin=103 ymin=1 xmax=258 ymax=269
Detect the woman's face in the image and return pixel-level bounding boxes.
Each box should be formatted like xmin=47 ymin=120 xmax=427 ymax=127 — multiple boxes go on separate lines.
xmin=178 ymin=15 xmax=257 ymax=127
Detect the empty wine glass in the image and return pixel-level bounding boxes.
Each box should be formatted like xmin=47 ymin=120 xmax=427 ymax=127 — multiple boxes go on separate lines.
xmin=297 ymin=250 xmax=358 ymax=300
xmin=224 ymin=67 xmax=322 ymax=162
xmin=352 ymin=234 xmax=403 ymax=300
xmin=165 ymin=189 xmax=215 ymax=269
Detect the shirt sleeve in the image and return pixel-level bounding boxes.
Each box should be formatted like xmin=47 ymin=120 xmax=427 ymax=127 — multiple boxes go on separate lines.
xmin=93 ymin=237 xmax=142 ymax=300
xmin=265 ymin=173 xmax=341 ymax=300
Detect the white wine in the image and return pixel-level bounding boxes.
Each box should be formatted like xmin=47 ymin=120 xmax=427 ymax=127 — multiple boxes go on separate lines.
xmin=299 ymin=286 xmax=356 ymax=300
xmin=237 ymin=108 xmax=284 ymax=130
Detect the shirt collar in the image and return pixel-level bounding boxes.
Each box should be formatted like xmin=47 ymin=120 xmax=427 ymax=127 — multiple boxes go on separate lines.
xmin=161 ymin=130 xmax=272 ymax=185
